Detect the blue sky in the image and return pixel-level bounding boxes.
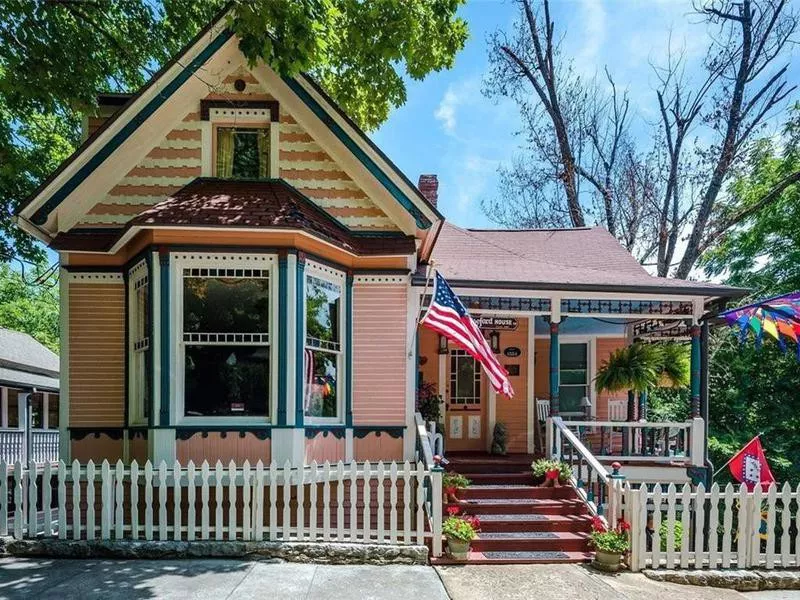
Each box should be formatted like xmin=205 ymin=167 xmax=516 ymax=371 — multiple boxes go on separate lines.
xmin=371 ymin=0 xmax=800 ymax=230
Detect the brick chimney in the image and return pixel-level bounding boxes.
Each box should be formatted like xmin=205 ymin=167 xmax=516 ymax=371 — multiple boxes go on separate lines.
xmin=417 ymin=174 xmax=438 ymax=207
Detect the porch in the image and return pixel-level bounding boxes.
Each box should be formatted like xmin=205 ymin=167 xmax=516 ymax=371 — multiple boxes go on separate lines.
xmin=0 ymin=386 xmax=60 ymax=464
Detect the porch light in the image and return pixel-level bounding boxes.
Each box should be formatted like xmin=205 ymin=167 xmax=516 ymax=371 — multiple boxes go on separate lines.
xmin=438 ymin=334 xmax=449 ymax=354
xmin=489 ymin=330 xmax=500 ymax=354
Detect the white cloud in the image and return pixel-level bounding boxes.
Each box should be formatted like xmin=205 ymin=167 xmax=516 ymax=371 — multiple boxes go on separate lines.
xmin=435 ymin=89 xmax=458 ymax=133
xmin=434 ymin=78 xmax=480 ymax=135
xmin=576 ymin=0 xmax=607 ymax=69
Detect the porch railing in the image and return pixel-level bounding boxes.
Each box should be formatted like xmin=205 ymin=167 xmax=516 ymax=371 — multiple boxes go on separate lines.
xmin=0 ymin=458 xmax=439 ymax=549
xmin=0 ymin=429 xmax=59 ymax=464
xmin=556 ymin=418 xmax=704 ymax=466
xmin=414 ymin=412 xmax=443 ymax=557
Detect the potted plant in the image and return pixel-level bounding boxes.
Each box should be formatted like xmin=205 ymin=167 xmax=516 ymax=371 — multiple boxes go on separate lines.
xmin=442 ymin=472 xmax=471 ymax=502
xmin=531 ymin=458 xmax=571 ymax=487
xmin=416 ymin=381 xmax=442 ymax=426
xmin=442 ymin=514 xmax=480 ymax=560
xmin=589 ymin=515 xmax=630 ymax=572
xmin=490 ymin=422 xmax=508 ymax=455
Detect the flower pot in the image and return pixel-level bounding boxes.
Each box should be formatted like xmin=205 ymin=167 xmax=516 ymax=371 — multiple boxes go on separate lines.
xmin=446 ymin=539 xmax=471 ymax=561
xmin=592 ymin=549 xmax=623 ymax=572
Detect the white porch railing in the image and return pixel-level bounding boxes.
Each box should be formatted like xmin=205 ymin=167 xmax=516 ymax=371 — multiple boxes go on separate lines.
xmin=553 ymin=418 xmax=705 ymax=466
xmin=414 ymin=412 xmax=443 ymax=557
xmin=0 ymin=458 xmax=440 ymax=549
xmin=610 ymin=481 xmax=800 ymax=571
xmin=0 ymin=429 xmax=59 ymax=464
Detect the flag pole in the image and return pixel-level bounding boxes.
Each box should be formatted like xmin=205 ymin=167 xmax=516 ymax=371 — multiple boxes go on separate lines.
xmin=408 ymin=260 xmax=435 ymax=357
xmin=712 ymin=432 xmax=764 ymax=478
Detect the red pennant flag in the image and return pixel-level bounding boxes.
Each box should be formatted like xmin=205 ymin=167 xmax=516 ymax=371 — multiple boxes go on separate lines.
xmin=728 ymin=436 xmax=775 ymax=491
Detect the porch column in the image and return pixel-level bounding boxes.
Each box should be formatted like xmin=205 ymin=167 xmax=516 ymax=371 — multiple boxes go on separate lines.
xmin=42 ymin=392 xmax=49 ymax=429
xmin=638 ymin=390 xmax=648 ymax=422
xmin=700 ymin=319 xmax=710 ymax=462
xmin=549 ymin=321 xmax=560 ymax=416
xmin=690 ymin=324 xmax=701 ymax=418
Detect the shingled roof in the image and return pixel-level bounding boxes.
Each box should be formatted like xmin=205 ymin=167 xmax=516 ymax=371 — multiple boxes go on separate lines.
xmin=0 ymin=328 xmax=59 ymax=391
xmin=426 ymin=223 xmax=746 ymax=298
xmin=51 ymin=178 xmax=416 ymax=256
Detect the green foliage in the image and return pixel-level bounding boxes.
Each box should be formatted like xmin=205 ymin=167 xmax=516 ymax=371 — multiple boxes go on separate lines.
xmin=442 ymin=472 xmax=470 ymax=490
xmin=442 ymin=516 xmax=477 ymax=542
xmin=595 ymin=342 xmax=688 ymax=395
xmin=659 ymin=520 xmax=683 ymax=552
xmin=0 ymin=0 xmax=467 ymax=263
xmin=416 ymin=380 xmax=442 ymax=424
xmin=590 ymin=528 xmax=630 ymax=554
xmin=531 ymin=459 xmax=572 ymax=483
xmin=0 ymin=263 xmax=59 ymax=352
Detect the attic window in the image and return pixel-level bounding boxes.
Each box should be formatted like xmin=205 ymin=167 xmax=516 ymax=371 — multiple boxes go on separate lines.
xmin=216 ymin=127 xmax=270 ymax=179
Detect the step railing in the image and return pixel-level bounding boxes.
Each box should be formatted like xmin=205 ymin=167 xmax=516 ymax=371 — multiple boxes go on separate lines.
xmin=414 ymin=412 xmax=443 ymax=557
xmin=548 ymin=416 xmax=618 ymax=518
xmin=0 ymin=458 xmax=440 ymax=549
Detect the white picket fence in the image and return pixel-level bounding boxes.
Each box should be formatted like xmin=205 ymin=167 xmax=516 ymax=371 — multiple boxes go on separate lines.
xmin=0 ymin=459 xmax=443 ymax=555
xmin=615 ymin=481 xmax=800 ymax=571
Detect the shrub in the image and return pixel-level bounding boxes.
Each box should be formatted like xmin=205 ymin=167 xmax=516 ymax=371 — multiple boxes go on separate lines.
xmin=531 ymin=458 xmax=572 ymax=483
xmin=442 ymin=516 xmax=478 ymax=542
xmin=442 ymin=472 xmax=471 ymax=490
xmin=416 ymin=381 xmax=442 ymax=423
xmin=491 ymin=422 xmax=508 ymax=455
xmin=589 ymin=516 xmax=630 ymax=554
xmin=659 ymin=520 xmax=683 ymax=551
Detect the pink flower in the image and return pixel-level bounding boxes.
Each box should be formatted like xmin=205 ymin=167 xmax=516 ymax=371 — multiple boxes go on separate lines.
xmin=447 ymin=505 xmax=461 ymax=516
xmin=617 ymin=519 xmax=631 ymax=532
xmin=591 ymin=516 xmax=607 ymax=533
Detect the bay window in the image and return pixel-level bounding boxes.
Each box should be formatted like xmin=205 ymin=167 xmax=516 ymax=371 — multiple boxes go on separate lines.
xmin=304 ymin=270 xmax=344 ymax=422
xmin=181 ymin=264 xmax=271 ymax=418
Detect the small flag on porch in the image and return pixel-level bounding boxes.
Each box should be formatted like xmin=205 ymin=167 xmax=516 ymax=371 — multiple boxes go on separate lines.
xmin=421 ymin=271 xmax=515 ymax=398
xmin=728 ymin=435 xmax=775 ymax=491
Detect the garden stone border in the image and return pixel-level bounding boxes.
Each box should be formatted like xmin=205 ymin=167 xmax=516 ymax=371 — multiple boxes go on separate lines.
xmin=642 ymin=569 xmax=800 ymax=591
xmin=0 ymin=537 xmax=429 ymax=565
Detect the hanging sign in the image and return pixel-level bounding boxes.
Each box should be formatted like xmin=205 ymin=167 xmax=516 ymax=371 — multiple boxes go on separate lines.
xmin=476 ymin=316 xmax=518 ymax=331
xmin=504 ymin=347 xmax=522 ymax=358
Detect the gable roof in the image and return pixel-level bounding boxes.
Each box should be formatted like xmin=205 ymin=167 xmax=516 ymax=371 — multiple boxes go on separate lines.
xmin=16 ymin=12 xmax=440 ymax=240
xmin=425 ymin=223 xmax=746 ymax=298
xmin=0 ymin=328 xmax=59 ymax=391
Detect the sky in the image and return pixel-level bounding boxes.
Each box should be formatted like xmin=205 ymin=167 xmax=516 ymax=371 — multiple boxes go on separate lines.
xmin=370 ymin=0 xmax=800 ymax=230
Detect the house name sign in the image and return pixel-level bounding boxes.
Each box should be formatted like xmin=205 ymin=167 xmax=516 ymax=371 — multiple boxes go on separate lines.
xmin=476 ymin=316 xmax=519 ymax=331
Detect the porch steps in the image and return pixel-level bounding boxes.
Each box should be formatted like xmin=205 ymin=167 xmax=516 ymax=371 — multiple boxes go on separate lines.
xmin=433 ymin=453 xmax=593 ymax=565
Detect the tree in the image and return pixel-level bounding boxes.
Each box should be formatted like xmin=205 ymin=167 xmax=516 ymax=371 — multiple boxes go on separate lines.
xmin=485 ymin=0 xmax=799 ymax=278
xmin=0 ymin=0 xmax=468 ymax=263
xmin=0 ymin=262 xmax=59 ymax=352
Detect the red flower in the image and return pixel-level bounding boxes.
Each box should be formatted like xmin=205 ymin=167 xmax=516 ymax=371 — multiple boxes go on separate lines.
xmin=465 ymin=515 xmax=482 ymax=531
xmin=447 ymin=505 xmax=461 ymax=516
xmin=591 ymin=516 xmax=607 ymax=533
xmin=444 ymin=486 xmax=457 ymax=496
xmin=617 ymin=519 xmax=631 ymax=532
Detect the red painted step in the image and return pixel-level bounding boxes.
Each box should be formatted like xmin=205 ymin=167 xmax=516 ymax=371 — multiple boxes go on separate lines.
xmin=460 ymin=485 xmax=575 ymax=500
xmin=477 ymin=514 xmax=593 ymax=533
xmin=451 ymin=498 xmax=588 ymax=515
xmin=464 ymin=472 xmax=533 ymax=485
xmin=471 ymin=531 xmax=590 ymax=553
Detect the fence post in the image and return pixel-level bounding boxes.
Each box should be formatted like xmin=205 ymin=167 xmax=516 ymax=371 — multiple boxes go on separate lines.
xmin=627 ymin=484 xmax=642 ymax=572
xmin=431 ymin=456 xmax=443 ymax=558
xmin=606 ymin=462 xmax=625 ymax=522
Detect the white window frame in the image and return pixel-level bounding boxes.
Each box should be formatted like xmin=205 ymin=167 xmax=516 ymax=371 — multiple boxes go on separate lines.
xmin=558 ymin=337 xmax=596 ymax=417
xmin=448 ymin=349 xmax=481 ymax=405
xmin=203 ymin=108 xmax=279 ymax=178
xmin=172 ymin=252 xmax=279 ymax=425
xmin=303 ymin=261 xmax=347 ymax=425
xmin=127 ymin=260 xmax=150 ymax=425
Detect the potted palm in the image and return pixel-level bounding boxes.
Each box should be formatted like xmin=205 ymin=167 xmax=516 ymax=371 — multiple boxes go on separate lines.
xmin=442 ymin=514 xmax=480 ymax=560
xmin=589 ymin=516 xmax=630 ymax=572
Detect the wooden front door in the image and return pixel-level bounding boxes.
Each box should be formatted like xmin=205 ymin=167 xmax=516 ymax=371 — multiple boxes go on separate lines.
xmin=445 ymin=349 xmax=485 ymax=451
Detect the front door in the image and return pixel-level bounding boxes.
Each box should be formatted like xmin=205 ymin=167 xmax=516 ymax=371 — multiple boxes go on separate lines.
xmin=445 ymin=349 xmax=485 ymax=451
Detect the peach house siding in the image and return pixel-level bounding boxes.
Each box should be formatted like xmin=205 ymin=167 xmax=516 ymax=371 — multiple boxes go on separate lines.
xmin=71 ymin=435 xmax=124 ymax=463
xmin=493 ymin=320 xmax=529 ymax=453
xmin=595 ymin=338 xmax=628 ymax=420
xmin=129 ymin=433 xmax=149 ymax=464
xmin=69 ymin=280 xmax=125 ymax=427
xmin=352 ymin=283 xmax=407 ymax=425
xmin=176 ymin=433 xmax=271 ymax=465
xmin=353 ymin=433 xmax=404 ymax=462
xmin=78 ymin=64 xmax=396 ymax=232
xmin=304 ymin=433 xmax=345 ymax=464
xmin=418 ymin=327 xmax=439 ymax=386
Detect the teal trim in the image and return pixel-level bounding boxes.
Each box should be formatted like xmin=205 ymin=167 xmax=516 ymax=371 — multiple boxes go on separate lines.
xmin=159 ymin=252 xmax=170 ymax=426
xmin=345 ymin=273 xmax=354 ymax=427
xmin=549 ymin=322 xmax=560 ymax=416
xmin=690 ymin=325 xmax=701 ymax=417
xmin=31 ymin=29 xmax=235 ymax=225
xmin=277 ymin=255 xmax=288 ymax=426
xmin=146 ymin=252 xmax=155 ymax=428
xmin=283 ymin=78 xmax=432 ymax=229
xmin=295 ymin=257 xmax=306 ymax=427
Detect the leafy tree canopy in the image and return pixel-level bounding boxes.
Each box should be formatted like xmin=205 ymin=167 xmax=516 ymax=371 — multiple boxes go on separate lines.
xmin=0 ymin=0 xmax=468 ymax=264
xmin=0 ymin=262 xmax=59 ymax=353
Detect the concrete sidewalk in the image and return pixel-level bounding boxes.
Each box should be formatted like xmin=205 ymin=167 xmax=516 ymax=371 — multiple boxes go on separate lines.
xmin=0 ymin=558 xmax=449 ymax=600
xmin=435 ymin=564 xmax=800 ymax=600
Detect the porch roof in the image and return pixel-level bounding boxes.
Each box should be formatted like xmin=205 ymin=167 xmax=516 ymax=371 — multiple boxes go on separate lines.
xmin=0 ymin=328 xmax=59 ymax=391
xmin=423 ymin=223 xmax=747 ymax=300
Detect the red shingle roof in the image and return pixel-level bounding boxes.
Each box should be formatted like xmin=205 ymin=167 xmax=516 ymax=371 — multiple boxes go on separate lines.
xmin=429 ymin=223 xmax=745 ymax=297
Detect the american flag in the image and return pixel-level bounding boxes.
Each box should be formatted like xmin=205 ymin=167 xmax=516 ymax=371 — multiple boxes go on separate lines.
xmin=421 ymin=271 xmax=514 ymax=398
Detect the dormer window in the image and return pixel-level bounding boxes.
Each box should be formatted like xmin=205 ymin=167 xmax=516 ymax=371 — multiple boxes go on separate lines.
xmin=216 ymin=127 xmax=270 ymax=179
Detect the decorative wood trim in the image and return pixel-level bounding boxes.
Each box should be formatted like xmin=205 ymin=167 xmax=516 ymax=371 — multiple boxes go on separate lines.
xmin=66 ymin=272 xmax=123 ymax=283
xmin=353 ymin=274 xmax=408 ymax=285
xmin=200 ymin=99 xmax=279 ymax=122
